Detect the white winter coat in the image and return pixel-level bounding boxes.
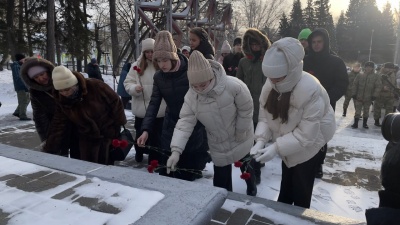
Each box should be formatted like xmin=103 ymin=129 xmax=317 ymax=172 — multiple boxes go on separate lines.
xmin=124 ymin=59 xmax=166 ymax=118
xmin=255 ymin=72 xmax=336 ymax=168
xmin=170 ymin=60 xmax=254 ymax=167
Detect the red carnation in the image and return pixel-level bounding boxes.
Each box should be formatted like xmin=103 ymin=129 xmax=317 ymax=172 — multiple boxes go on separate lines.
xmin=112 ymin=139 xmax=120 ymax=147
xmin=240 ymin=172 xmax=251 ymax=180
xmin=136 ymin=68 xmax=141 ymax=73
xmin=150 ymin=160 xmax=159 ymax=167
xmin=147 ymin=165 xmax=155 ymax=173
xmin=133 ymin=66 xmax=138 ymax=70
xmin=234 ymin=161 xmax=243 ymax=167
xmin=120 ymin=140 xmax=129 ymax=148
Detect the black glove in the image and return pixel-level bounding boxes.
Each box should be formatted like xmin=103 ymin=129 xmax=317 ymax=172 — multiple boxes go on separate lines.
xmin=371 ymin=96 xmax=376 ymax=101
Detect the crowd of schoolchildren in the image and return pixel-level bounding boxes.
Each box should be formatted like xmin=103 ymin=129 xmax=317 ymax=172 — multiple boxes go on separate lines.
xmin=9 ymin=26 xmax=400 ymax=221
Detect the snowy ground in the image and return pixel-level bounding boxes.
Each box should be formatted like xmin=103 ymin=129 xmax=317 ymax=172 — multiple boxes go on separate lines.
xmin=0 ymin=69 xmax=390 ymax=222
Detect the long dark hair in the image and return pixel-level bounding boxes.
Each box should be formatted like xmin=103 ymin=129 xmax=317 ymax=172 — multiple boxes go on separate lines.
xmin=264 ymin=89 xmax=291 ymax=123
xmin=138 ymin=50 xmax=152 ymax=76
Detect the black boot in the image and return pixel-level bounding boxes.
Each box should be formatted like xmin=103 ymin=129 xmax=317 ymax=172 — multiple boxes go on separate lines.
xmin=342 ymin=109 xmax=347 ymax=117
xmin=351 ymin=118 xmax=359 ymax=129
xmin=363 ymin=118 xmax=369 ymax=129
xmin=374 ymin=119 xmax=381 ymax=127
xmin=315 ymin=164 xmax=323 ymax=178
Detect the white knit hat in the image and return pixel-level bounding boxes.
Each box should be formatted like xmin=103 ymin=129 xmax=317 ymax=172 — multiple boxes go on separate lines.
xmin=187 ymin=50 xmax=214 ymax=84
xmin=52 ymin=66 xmax=78 ymax=90
xmin=262 ymin=37 xmax=305 ymax=93
xmin=141 ymin=38 xmax=155 ymax=52
xmin=220 ymin=40 xmax=231 ymax=54
xmin=262 ymin=48 xmax=288 ymax=78
xmin=262 ymin=37 xmax=304 ymax=78
xmin=182 ymin=46 xmax=191 ymax=52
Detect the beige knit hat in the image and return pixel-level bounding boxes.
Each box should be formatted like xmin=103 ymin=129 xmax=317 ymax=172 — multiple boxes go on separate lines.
xmin=152 ymin=31 xmax=179 ymax=61
xmin=187 ymin=50 xmax=214 ymax=84
xmin=220 ymin=40 xmax=231 ymax=54
xmin=141 ymin=38 xmax=155 ymax=52
xmin=52 ymin=66 xmax=78 ymax=90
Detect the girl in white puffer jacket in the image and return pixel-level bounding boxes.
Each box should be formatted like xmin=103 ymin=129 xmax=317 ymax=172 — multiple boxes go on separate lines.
xmin=124 ymin=38 xmax=166 ymax=164
xmin=250 ymin=37 xmax=336 ymax=208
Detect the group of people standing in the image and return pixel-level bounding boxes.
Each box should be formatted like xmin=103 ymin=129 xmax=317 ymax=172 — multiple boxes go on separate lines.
xmin=120 ymin=26 xmax=340 ymax=209
xmin=15 ymin=24 xmax=397 ymax=211
xmin=342 ymin=61 xmax=399 ymax=129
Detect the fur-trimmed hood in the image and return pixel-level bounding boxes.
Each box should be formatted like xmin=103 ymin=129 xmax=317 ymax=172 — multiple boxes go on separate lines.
xmin=242 ymin=28 xmax=271 ymax=59
xmin=20 ymin=57 xmax=55 ymax=92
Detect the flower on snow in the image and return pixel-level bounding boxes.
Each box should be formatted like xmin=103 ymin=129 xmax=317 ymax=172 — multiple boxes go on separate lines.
xmin=150 ymin=160 xmax=159 ymax=167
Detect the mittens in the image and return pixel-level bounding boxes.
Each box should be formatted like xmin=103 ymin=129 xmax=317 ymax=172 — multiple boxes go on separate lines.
xmin=166 ymin=151 xmax=181 ymax=174
xmin=255 ymin=144 xmax=277 ymax=163
xmin=250 ymin=141 xmax=265 ymax=157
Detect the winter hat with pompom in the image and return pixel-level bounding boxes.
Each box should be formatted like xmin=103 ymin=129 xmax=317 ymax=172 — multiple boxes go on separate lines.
xmin=152 ymin=31 xmax=179 ymax=61
xmin=141 ymin=38 xmax=155 ymax=52
xmin=187 ymin=50 xmax=214 ymax=84
xmin=52 ymin=66 xmax=78 ymax=90
xmin=221 ymin=40 xmax=231 ymax=54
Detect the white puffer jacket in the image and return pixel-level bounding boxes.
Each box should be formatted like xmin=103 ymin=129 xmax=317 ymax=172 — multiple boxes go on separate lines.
xmin=170 ymin=60 xmax=254 ymax=167
xmin=255 ymin=72 xmax=336 ymax=168
xmin=124 ymin=59 xmax=166 ymax=118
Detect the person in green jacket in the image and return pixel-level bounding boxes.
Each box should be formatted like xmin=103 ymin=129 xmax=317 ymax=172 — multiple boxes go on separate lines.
xmin=343 ymin=63 xmax=361 ymax=117
xmin=374 ymin=62 xmax=398 ymax=126
xmin=351 ymin=61 xmax=381 ymax=128
xmin=237 ymin=28 xmax=271 ymax=185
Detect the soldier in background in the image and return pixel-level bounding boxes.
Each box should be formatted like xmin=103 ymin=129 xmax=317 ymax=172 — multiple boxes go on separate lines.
xmin=374 ymin=63 xmax=397 ymax=126
xmin=351 ymin=61 xmax=381 ymax=129
xmin=343 ymin=63 xmax=361 ymax=117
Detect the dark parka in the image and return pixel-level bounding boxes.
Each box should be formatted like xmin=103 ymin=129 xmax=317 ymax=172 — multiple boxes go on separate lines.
xmin=11 ymin=61 xmax=28 ymax=92
xmin=86 ymin=63 xmax=104 ymax=81
xmin=222 ymin=52 xmax=244 ymax=77
xmin=20 ymin=58 xmax=56 ymax=141
xmin=236 ymin=28 xmax=271 ymax=124
xmin=303 ymin=28 xmax=349 ymax=110
xmin=141 ymin=54 xmax=209 ymax=180
xmin=44 ymin=72 xmax=127 ymax=164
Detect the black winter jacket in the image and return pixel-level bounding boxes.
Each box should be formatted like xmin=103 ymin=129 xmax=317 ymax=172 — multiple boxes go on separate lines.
xmin=141 ymin=54 xmax=209 ymax=170
xmin=303 ymin=28 xmax=348 ymax=110
xmin=223 ymin=52 xmax=244 ymax=77
xmin=86 ymin=63 xmax=103 ymax=81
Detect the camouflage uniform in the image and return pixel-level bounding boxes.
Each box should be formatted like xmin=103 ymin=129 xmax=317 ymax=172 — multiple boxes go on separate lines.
xmin=351 ymin=71 xmax=381 ymax=128
xmin=374 ymin=71 xmax=397 ymax=123
xmin=343 ymin=70 xmax=359 ymax=116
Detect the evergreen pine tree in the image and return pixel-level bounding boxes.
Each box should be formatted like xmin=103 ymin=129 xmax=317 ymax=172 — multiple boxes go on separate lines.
xmin=344 ymin=0 xmax=362 ymax=60
xmin=303 ymin=0 xmax=315 ymax=29
xmin=336 ymin=11 xmax=349 ymax=59
xmin=378 ymin=2 xmax=395 ymax=62
xmin=279 ymin=13 xmax=291 ymax=38
xmin=289 ymin=0 xmax=304 ymax=38
xmin=314 ymin=0 xmax=337 ymax=52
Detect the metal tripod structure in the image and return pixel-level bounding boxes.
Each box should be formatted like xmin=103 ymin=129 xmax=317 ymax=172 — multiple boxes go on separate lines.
xmin=133 ymin=0 xmax=233 ymax=58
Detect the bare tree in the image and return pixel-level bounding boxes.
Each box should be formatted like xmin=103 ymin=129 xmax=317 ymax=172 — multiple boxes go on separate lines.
xmin=236 ymin=0 xmax=288 ymax=36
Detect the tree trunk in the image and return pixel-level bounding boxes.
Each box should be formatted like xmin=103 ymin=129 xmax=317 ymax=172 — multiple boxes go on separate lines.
xmin=6 ymin=0 xmax=16 ymax=59
xmin=17 ymin=0 xmax=25 ymax=52
xmin=24 ymin=0 xmax=33 ymax=56
xmin=95 ymin=23 xmax=102 ymax=64
xmin=109 ymin=0 xmax=119 ymax=77
xmin=47 ymin=0 xmax=55 ymax=63
xmin=82 ymin=0 xmax=88 ymax=71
